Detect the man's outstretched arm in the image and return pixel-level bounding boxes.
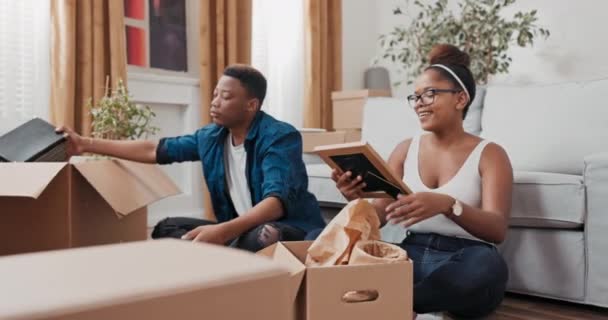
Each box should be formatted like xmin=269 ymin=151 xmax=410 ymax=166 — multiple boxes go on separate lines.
xmin=57 ymin=126 xmax=158 ymax=163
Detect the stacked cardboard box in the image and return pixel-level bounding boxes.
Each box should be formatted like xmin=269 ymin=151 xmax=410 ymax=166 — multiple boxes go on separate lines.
xmin=0 ymin=158 xmax=180 ymax=256
xmin=300 ymin=89 xmax=390 ymax=153
xmin=300 ymin=129 xmax=349 ymax=153
xmin=332 ymin=89 xmax=392 ymax=130
xmin=332 ymin=89 xmax=391 ymax=140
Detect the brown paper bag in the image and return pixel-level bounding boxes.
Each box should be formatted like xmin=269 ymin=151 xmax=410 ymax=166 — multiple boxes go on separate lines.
xmin=306 ymin=199 xmax=381 ymax=266
xmin=349 ymin=240 xmax=408 ymax=265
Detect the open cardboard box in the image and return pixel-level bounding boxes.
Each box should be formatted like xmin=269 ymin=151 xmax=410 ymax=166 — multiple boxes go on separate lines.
xmin=258 ymin=241 xmax=413 ymax=320
xmin=0 ymin=239 xmax=292 ymax=320
xmin=0 ymin=158 xmax=180 ymax=256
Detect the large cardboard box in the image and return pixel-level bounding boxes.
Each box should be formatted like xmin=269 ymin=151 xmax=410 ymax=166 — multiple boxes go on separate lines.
xmin=0 ymin=159 xmax=180 ymax=256
xmin=332 ymin=89 xmax=391 ymax=130
xmin=0 ymin=239 xmax=292 ymax=320
xmin=259 ymin=241 xmax=413 ymax=320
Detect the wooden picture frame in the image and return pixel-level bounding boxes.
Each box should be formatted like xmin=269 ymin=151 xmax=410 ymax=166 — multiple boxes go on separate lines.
xmin=314 ymin=142 xmax=412 ymax=198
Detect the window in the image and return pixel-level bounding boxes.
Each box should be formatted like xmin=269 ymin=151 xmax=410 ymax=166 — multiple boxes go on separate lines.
xmin=0 ymin=0 xmax=50 ymax=135
xmin=124 ymin=0 xmax=188 ymax=72
xmin=252 ymin=0 xmax=305 ymax=127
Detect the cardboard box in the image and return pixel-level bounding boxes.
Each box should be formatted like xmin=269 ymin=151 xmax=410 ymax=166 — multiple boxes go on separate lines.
xmin=343 ymin=129 xmax=362 ymax=142
xmin=0 ymin=239 xmax=292 ymax=320
xmin=259 ymin=241 xmax=413 ymax=320
xmin=0 ymin=159 xmax=180 ymax=256
xmin=301 ymin=130 xmax=347 ymax=153
xmin=332 ymin=89 xmax=391 ymax=130
xmin=300 ymin=129 xmax=361 ymax=153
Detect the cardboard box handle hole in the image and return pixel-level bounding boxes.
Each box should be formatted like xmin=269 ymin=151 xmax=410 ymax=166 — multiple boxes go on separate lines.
xmin=341 ymin=290 xmax=379 ymax=303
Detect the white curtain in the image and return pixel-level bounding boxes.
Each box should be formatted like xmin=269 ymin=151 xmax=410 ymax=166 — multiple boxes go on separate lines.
xmin=251 ymin=0 xmax=305 ymax=128
xmin=0 ymin=0 xmax=50 ymax=135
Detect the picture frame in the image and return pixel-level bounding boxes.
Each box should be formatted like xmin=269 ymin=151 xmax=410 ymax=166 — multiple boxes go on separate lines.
xmin=314 ymin=142 xmax=412 ymax=198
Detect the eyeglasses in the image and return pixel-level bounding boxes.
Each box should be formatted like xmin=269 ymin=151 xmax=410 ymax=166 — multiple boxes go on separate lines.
xmin=407 ymin=88 xmax=462 ymax=108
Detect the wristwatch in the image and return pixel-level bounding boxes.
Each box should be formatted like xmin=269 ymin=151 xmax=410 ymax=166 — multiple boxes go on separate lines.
xmin=451 ymin=199 xmax=463 ymax=217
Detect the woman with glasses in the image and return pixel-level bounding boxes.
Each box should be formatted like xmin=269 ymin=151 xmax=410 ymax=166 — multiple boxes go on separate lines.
xmin=331 ymin=44 xmax=513 ymax=319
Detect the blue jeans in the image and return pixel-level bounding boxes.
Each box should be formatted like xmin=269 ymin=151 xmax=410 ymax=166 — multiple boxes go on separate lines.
xmin=152 ymin=217 xmax=306 ymax=252
xmin=304 ymin=229 xmax=508 ymax=318
xmin=401 ymin=232 xmax=508 ymax=318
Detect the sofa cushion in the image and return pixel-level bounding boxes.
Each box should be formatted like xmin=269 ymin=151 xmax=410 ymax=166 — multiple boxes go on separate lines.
xmin=302 ymin=153 xmax=323 ymax=165
xmin=511 ymin=171 xmax=585 ymax=229
xmin=462 ymin=86 xmax=486 ymax=136
xmin=481 ymin=80 xmax=608 ymax=175
xmin=498 ymin=228 xmax=585 ymax=301
xmin=307 ymin=165 xmax=585 ymax=229
xmin=307 ymin=164 xmax=347 ymax=205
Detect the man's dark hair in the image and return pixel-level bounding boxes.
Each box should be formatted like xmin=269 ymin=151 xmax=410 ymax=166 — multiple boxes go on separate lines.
xmin=223 ymin=64 xmax=267 ymax=108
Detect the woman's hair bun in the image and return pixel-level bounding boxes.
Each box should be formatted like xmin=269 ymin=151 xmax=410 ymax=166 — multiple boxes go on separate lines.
xmin=428 ymin=44 xmax=470 ymax=68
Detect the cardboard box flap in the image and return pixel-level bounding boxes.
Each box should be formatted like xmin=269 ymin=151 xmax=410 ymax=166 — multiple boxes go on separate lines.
xmin=331 ymin=89 xmax=391 ymax=100
xmin=277 ymin=241 xmax=313 ymax=263
xmin=72 ymin=159 xmax=181 ymax=215
xmin=0 ymin=239 xmax=289 ymax=320
xmin=0 ymin=162 xmax=67 ymax=198
xmin=258 ymin=242 xmax=306 ymax=303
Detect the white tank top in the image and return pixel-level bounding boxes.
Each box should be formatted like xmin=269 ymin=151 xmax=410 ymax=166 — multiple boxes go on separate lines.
xmin=403 ymin=134 xmax=490 ymax=241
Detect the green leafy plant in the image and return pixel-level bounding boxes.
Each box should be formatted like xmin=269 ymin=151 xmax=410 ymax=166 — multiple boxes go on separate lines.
xmin=89 ymin=79 xmax=159 ymax=140
xmin=376 ymin=0 xmax=550 ymax=85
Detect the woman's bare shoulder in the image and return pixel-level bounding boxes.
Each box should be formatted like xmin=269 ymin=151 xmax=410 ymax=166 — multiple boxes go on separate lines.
xmin=480 ymin=141 xmax=512 ymax=173
xmin=390 ymin=138 xmax=414 ymax=162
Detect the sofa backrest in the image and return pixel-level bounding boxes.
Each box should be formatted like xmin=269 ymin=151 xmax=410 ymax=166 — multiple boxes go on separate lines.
xmin=361 ymin=97 xmax=422 ymax=160
xmin=481 ymin=80 xmax=608 ymax=175
xmin=360 ymin=90 xmax=486 ymax=160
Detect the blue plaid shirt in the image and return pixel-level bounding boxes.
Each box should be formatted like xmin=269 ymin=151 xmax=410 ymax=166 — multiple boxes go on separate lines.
xmin=156 ymin=111 xmax=325 ymax=232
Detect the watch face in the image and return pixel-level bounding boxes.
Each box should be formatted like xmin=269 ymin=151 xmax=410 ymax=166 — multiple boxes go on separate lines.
xmin=453 ymin=201 xmax=463 ymax=216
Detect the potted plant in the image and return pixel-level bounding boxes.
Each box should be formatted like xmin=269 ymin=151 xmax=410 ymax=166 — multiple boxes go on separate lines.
xmin=376 ymin=0 xmax=550 ymax=86
xmin=88 ymin=79 xmax=159 ymax=140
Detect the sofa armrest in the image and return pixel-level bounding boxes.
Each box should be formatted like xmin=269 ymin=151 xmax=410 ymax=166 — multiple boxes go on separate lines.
xmin=583 ymin=152 xmax=608 ymax=306
xmin=302 ymin=153 xmax=323 ymax=166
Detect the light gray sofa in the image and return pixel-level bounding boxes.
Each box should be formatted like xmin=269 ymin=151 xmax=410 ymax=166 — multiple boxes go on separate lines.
xmin=305 ymin=81 xmax=608 ymax=308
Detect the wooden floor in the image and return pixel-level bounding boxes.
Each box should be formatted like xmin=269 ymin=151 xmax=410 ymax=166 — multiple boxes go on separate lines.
xmin=488 ymin=293 xmax=608 ymax=320
xmin=424 ymin=293 xmax=608 ymax=319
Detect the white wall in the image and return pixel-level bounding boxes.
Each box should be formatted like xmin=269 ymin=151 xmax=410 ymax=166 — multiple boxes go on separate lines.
xmin=341 ymin=0 xmax=378 ymax=90
xmin=490 ymin=0 xmax=608 ymax=85
xmin=343 ymin=0 xmax=608 ymax=95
